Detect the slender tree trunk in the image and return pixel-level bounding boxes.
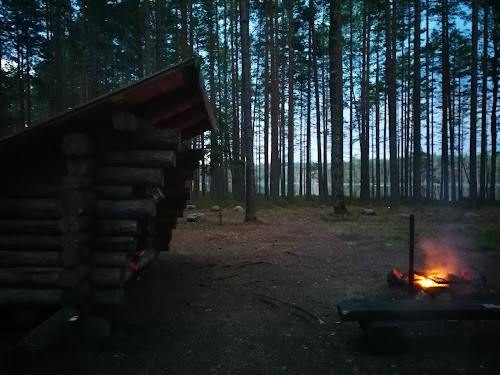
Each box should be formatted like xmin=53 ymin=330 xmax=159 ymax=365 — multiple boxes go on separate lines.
xmin=490 ymin=6 xmax=499 ymax=201
xmin=375 ymin=33 xmax=381 ymax=199
xmin=387 ymin=0 xmax=399 ymax=205
xmin=155 ymin=0 xmax=164 ymax=69
xmin=360 ymin=1 xmax=370 ymax=201
xmin=470 ymin=0 xmax=479 ymax=204
xmin=441 ymin=0 xmax=450 ymax=202
xmin=306 ymin=4 xmax=312 ymax=198
xmin=330 ymin=0 xmax=345 ymax=211
xmin=413 ymin=0 xmax=421 ymax=203
xmin=349 ymin=0 xmax=354 ymax=199
xmin=384 ymin=92 xmax=388 ymax=197
xmin=143 ymin=0 xmax=152 ymax=75
xmin=264 ymin=14 xmax=270 ymax=199
xmin=480 ymin=3 xmax=489 ymax=200
xmin=240 ymin=0 xmax=256 ymax=220
xmin=425 ymin=0 xmax=430 ymax=199
xmin=287 ymin=0 xmax=295 ymax=200
xmin=309 ymin=0 xmax=323 ymax=201
xmin=270 ymin=1 xmax=280 ymax=202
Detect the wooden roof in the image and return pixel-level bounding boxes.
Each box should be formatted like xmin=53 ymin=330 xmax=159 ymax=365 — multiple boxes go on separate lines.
xmin=0 ymin=58 xmax=216 ymax=156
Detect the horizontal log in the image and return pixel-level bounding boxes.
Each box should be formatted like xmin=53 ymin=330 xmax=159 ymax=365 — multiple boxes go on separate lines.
xmin=0 ymin=184 xmax=61 ymax=198
xmin=0 ymin=185 xmax=137 ymax=199
xmin=0 ymin=220 xmax=60 ymax=235
xmin=57 ymin=191 xmax=96 ymax=216
xmin=95 ymin=128 xmax=180 ymax=151
xmin=0 ymin=235 xmax=59 ymax=250
xmin=0 ymin=199 xmax=59 ymax=219
xmin=96 ymin=220 xmax=140 ymax=235
xmin=0 ymin=267 xmax=61 ymax=286
xmin=95 ymin=236 xmax=137 ymax=252
xmin=61 ymin=133 xmax=94 ymax=157
xmin=92 ymin=253 xmax=129 ymax=267
xmin=0 ymin=251 xmax=60 ymax=267
xmin=92 ymin=288 xmax=125 ymax=304
xmin=97 ymin=200 xmax=156 ymax=220
xmin=96 ymin=167 xmax=164 ymax=187
xmin=97 ymin=150 xmax=176 ymax=168
xmin=0 ymin=288 xmax=61 ymax=304
xmin=90 ymin=268 xmax=131 ymax=287
xmin=95 ymin=186 xmax=137 ymax=199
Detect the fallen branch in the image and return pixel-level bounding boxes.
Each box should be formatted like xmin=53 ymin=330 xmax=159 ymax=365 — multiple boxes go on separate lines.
xmin=250 ymin=292 xmax=321 ymax=323
xmin=236 ymin=261 xmax=270 ymax=269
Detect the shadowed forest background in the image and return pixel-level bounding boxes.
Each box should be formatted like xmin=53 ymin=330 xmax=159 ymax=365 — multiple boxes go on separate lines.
xmin=1 ymin=0 xmax=499 ymax=204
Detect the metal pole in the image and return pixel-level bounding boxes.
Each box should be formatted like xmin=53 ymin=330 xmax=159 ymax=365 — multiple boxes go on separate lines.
xmin=409 ymin=214 xmax=415 ymax=292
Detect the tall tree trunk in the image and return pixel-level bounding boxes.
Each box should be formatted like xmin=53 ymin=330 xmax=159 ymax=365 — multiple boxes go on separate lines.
xmin=287 ymin=0 xmax=295 ymax=200
xmin=240 ymin=0 xmax=256 ymax=220
xmin=330 ymin=0 xmax=345 ymax=211
xmin=180 ymin=0 xmax=189 ymax=60
xmin=309 ymin=0 xmax=323 ymax=201
xmin=349 ymin=0 xmax=354 ymax=199
xmin=270 ymin=1 xmax=280 ymax=202
xmin=441 ymin=0 xmax=450 ymax=202
xmin=480 ymin=3 xmax=489 ymax=200
xmin=425 ymin=0 xmax=431 ymax=199
xmin=470 ymin=0 xmax=479 ymax=204
xmin=490 ymin=4 xmax=499 ymax=201
xmin=360 ymin=1 xmax=370 ymax=201
xmin=306 ymin=38 xmax=312 ymax=199
xmin=144 ymin=0 xmax=152 ymax=75
xmin=387 ymin=0 xmax=399 ymax=205
xmin=375 ymin=33 xmax=381 ymax=199
xmin=264 ymin=11 xmax=270 ymax=199
xmin=413 ymin=0 xmax=421 ymax=203
xmin=155 ymin=0 xmax=164 ymax=69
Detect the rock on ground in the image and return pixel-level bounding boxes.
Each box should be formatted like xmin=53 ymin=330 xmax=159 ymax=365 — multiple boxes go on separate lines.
xmin=233 ymin=206 xmax=244 ymax=212
xmin=187 ymin=213 xmax=205 ymax=223
xmin=361 ymin=208 xmax=376 ymax=216
xmin=186 ymin=204 xmax=196 ymax=210
xmin=211 ymin=205 xmax=221 ymax=212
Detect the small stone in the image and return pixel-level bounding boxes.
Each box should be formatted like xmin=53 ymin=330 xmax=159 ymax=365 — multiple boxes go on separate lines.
xmin=233 ymin=205 xmax=244 ymax=212
xmin=187 ymin=213 xmax=205 ymax=223
xmin=361 ymin=208 xmax=376 ymax=215
xmin=211 ymin=205 xmax=221 ymax=212
xmin=186 ymin=204 xmax=196 ymax=210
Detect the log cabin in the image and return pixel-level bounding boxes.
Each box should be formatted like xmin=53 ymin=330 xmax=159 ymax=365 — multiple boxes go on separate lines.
xmin=0 ymin=58 xmax=216 ymax=307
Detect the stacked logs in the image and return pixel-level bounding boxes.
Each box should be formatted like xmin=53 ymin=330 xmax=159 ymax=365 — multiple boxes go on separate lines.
xmin=0 ymin=110 xmax=203 ymax=307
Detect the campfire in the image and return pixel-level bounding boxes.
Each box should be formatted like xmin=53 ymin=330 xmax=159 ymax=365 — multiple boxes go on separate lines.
xmin=386 ymin=219 xmax=492 ymax=298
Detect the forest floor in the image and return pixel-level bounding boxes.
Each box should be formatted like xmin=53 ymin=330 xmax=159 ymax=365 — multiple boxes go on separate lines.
xmin=3 ymin=203 xmax=500 ymax=375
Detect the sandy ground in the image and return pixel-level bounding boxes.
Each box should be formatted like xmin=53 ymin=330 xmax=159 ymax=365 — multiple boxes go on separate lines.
xmin=2 ymin=205 xmax=500 ymax=375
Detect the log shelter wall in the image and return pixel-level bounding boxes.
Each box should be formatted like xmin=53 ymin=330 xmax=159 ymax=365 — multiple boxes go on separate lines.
xmin=0 ymin=59 xmax=215 ymax=307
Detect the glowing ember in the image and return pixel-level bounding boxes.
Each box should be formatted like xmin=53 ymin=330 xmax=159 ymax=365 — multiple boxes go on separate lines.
xmin=413 ymin=272 xmax=449 ymax=289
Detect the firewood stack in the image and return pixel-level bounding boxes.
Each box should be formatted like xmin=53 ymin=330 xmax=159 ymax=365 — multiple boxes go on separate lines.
xmin=0 ymin=116 xmax=202 ymax=307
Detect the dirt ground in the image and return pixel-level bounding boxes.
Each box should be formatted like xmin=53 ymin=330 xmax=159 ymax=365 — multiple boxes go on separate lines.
xmin=3 ymin=205 xmax=500 ymax=375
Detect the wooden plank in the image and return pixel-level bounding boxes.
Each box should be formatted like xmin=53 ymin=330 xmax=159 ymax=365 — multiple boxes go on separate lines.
xmin=97 ymin=150 xmax=176 ymax=168
xmin=95 ymin=186 xmax=137 ymax=199
xmin=337 ymin=299 xmax=500 ymax=322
